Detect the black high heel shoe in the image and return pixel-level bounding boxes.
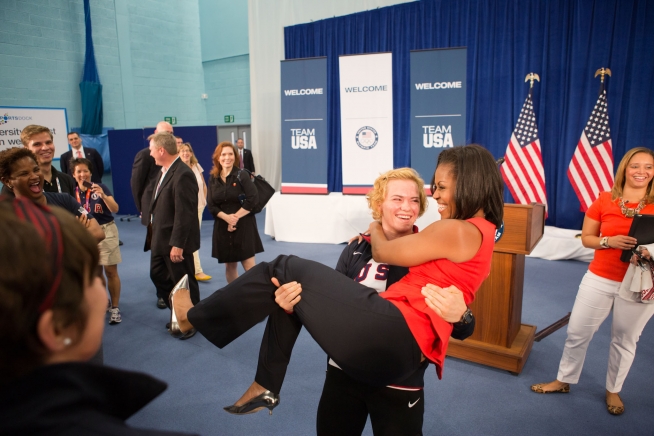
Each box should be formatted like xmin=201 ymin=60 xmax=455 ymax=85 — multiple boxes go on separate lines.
xmin=223 ymin=390 xmax=280 ymax=415
xmin=169 ymin=275 xmax=189 ymax=338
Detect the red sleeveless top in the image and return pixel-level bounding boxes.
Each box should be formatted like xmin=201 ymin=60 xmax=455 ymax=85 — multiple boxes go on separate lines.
xmin=381 ymin=217 xmax=496 ymax=378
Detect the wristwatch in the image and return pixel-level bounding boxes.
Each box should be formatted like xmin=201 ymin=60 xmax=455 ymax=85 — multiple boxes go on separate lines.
xmin=458 ymin=307 xmax=473 ymax=324
xmin=600 ymin=236 xmax=610 ymax=249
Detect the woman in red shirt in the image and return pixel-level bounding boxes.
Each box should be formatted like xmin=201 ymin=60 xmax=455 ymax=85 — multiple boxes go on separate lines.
xmin=531 ymin=147 xmax=654 ymax=416
xmin=169 ymin=144 xmax=503 ymax=413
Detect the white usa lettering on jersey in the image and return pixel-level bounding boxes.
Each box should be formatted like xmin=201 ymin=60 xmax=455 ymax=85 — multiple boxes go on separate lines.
xmin=354 ymin=259 xmax=390 ymax=293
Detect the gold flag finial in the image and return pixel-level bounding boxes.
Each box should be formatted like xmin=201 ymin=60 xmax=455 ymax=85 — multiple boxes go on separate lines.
xmin=594 ymin=68 xmax=612 ymax=83
xmin=524 ymin=73 xmax=540 ymax=88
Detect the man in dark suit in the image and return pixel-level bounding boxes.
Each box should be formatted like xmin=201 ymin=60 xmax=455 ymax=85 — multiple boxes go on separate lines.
xmin=236 ymin=138 xmax=255 ymax=174
xmin=131 ymin=121 xmax=173 ymax=227
xmin=60 ymin=132 xmax=104 ymax=183
xmin=147 ymin=131 xmax=200 ymax=339
xmin=132 ymin=121 xmax=175 ymax=309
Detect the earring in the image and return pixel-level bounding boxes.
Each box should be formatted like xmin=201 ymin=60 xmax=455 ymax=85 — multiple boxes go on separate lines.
xmin=6 ymin=185 xmax=12 ymax=190
xmin=63 ymin=337 xmax=72 ymax=346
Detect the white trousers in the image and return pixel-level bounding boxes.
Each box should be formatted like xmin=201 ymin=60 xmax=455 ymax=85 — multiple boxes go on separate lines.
xmin=557 ymin=271 xmax=654 ymax=392
xmin=193 ymin=209 xmax=204 ymax=274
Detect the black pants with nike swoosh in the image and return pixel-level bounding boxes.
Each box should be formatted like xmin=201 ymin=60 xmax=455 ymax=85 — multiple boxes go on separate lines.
xmin=316 ymin=364 xmax=425 ymax=436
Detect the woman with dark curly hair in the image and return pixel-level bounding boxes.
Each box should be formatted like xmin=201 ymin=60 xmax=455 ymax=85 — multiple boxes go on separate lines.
xmin=0 ymin=147 xmax=105 ymax=242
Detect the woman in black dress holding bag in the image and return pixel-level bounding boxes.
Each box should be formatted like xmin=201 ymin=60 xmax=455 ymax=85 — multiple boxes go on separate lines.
xmin=207 ymin=142 xmax=263 ymax=283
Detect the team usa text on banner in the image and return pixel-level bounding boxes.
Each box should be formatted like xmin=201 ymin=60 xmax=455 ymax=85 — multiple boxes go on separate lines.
xmin=280 ymin=58 xmax=329 ymax=194
xmin=409 ymin=48 xmax=467 ymax=192
xmin=339 ymin=53 xmax=394 ymax=195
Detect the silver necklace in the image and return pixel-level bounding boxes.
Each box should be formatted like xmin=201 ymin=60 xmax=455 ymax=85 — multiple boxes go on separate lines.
xmin=618 ymin=198 xmax=646 ymax=218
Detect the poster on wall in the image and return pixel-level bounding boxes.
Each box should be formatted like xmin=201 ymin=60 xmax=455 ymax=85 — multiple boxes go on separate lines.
xmin=0 ymin=107 xmax=69 ymax=157
xmin=280 ymin=57 xmax=329 ymax=194
xmin=339 ymin=53 xmax=394 ymax=194
xmin=410 ymin=48 xmax=467 ymax=191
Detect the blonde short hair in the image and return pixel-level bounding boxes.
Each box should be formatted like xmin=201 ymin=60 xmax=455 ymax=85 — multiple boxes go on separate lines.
xmin=366 ymin=168 xmax=427 ymax=221
xmin=20 ymin=125 xmax=52 ymax=146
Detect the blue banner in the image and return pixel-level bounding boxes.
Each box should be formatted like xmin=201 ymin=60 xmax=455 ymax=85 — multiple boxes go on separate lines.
xmin=410 ymin=48 xmax=467 ymax=190
xmin=280 ymin=58 xmax=328 ymax=194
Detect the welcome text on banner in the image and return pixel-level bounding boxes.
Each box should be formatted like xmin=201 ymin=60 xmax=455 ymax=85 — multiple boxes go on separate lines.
xmin=280 ymin=58 xmax=329 ymax=194
xmin=410 ymin=48 xmax=467 ymax=191
xmin=339 ymin=53 xmax=394 ymax=194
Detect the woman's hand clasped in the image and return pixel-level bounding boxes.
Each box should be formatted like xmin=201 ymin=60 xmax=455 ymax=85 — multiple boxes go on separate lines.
xmin=224 ymin=213 xmax=239 ymax=226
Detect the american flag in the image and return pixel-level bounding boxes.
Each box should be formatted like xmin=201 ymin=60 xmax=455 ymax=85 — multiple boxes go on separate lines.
xmin=567 ymin=85 xmax=614 ymax=212
xmin=500 ymin=93 xmax=547 ymax=211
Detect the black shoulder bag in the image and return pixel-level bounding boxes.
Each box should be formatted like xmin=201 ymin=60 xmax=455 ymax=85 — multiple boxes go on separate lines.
xmin=236 ymin=169 xmax=275 ymax=214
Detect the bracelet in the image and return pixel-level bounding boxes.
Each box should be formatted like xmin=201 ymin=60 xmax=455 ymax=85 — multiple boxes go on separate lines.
xmin=600 ymin=236 xmax=610 ymax=249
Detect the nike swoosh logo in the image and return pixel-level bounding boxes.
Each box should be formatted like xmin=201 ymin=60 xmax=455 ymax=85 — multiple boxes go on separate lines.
xmin=353 ymin=251 xmax=362 ymax=255
xmin=408 ymin=398 xmax=420 ymax=408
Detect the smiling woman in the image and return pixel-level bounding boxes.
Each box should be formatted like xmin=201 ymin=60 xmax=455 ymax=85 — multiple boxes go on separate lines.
xmin=168 ymin=144 xmax=503 ymax=420
xmin=0 ymin=147 xmax=105 ymax=243
xmin=207 ymin=142 xmax=263 ymax=284
xmin=70 ymin=157 xmax=123 ymax=325
xmin=531 ymin=147 xmax=654 ymax=416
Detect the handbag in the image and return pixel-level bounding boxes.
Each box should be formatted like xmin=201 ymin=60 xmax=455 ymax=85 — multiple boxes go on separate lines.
xmin=236 ymin=169 xmax=275 ymax=214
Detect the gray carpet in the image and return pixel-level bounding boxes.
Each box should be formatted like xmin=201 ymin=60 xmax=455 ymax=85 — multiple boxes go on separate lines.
xmin=102 ymin=213 xmax=653 ymax=435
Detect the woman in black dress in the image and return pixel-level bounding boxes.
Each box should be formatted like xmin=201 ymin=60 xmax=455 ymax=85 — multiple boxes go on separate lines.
xmin=207 ymin=142 xmax=263 ymax=283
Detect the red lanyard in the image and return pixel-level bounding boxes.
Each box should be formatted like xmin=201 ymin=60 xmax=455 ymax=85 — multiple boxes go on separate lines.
xmin=75 ymin=186 xmax=92 ymax=212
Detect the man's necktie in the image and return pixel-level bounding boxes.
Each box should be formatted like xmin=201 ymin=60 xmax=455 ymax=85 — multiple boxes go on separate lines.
xmin=240 ymin=150 xmax=244 ymax=169
xmin=77 ymin=150 xmax=82 ymax=158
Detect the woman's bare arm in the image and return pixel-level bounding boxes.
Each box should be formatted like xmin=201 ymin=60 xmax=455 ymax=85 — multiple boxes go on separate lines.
xmin=370 ymin=219 xmax=483 ymax=267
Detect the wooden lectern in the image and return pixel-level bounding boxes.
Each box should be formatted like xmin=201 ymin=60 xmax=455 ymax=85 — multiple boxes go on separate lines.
xmin=447 ymin=203 xmax=545 ymax=373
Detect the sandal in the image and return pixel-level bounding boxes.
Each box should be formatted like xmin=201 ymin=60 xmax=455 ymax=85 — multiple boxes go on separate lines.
xmin=530 ymin=382 xmax=570 ymax=394
xmin=606 ymin=392 xmax=624 ymax=415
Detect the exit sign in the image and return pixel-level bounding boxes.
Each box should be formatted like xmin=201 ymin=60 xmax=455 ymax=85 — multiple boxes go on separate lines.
xmin=224 ymin=115 xmax=234 ymax=123
xmin=164 ymin=116 xmax=177 ymax=125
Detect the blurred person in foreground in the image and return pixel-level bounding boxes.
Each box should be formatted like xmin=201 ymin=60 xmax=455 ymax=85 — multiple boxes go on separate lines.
xmin=0 ymin=197 xmax=195 ymax=435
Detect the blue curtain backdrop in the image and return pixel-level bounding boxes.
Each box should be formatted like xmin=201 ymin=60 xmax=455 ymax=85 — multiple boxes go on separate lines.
xmin=284 ymin=0 xmax=654 ymax=229
xmin=79 ymin=0 xmax=103 ymax=135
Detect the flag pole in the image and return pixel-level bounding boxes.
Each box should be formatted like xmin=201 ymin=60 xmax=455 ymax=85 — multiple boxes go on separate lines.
xmin=594 ymin=67 xmax=612 ymax=83
xmin=524 ymin=72 xmax=540 ymax=97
